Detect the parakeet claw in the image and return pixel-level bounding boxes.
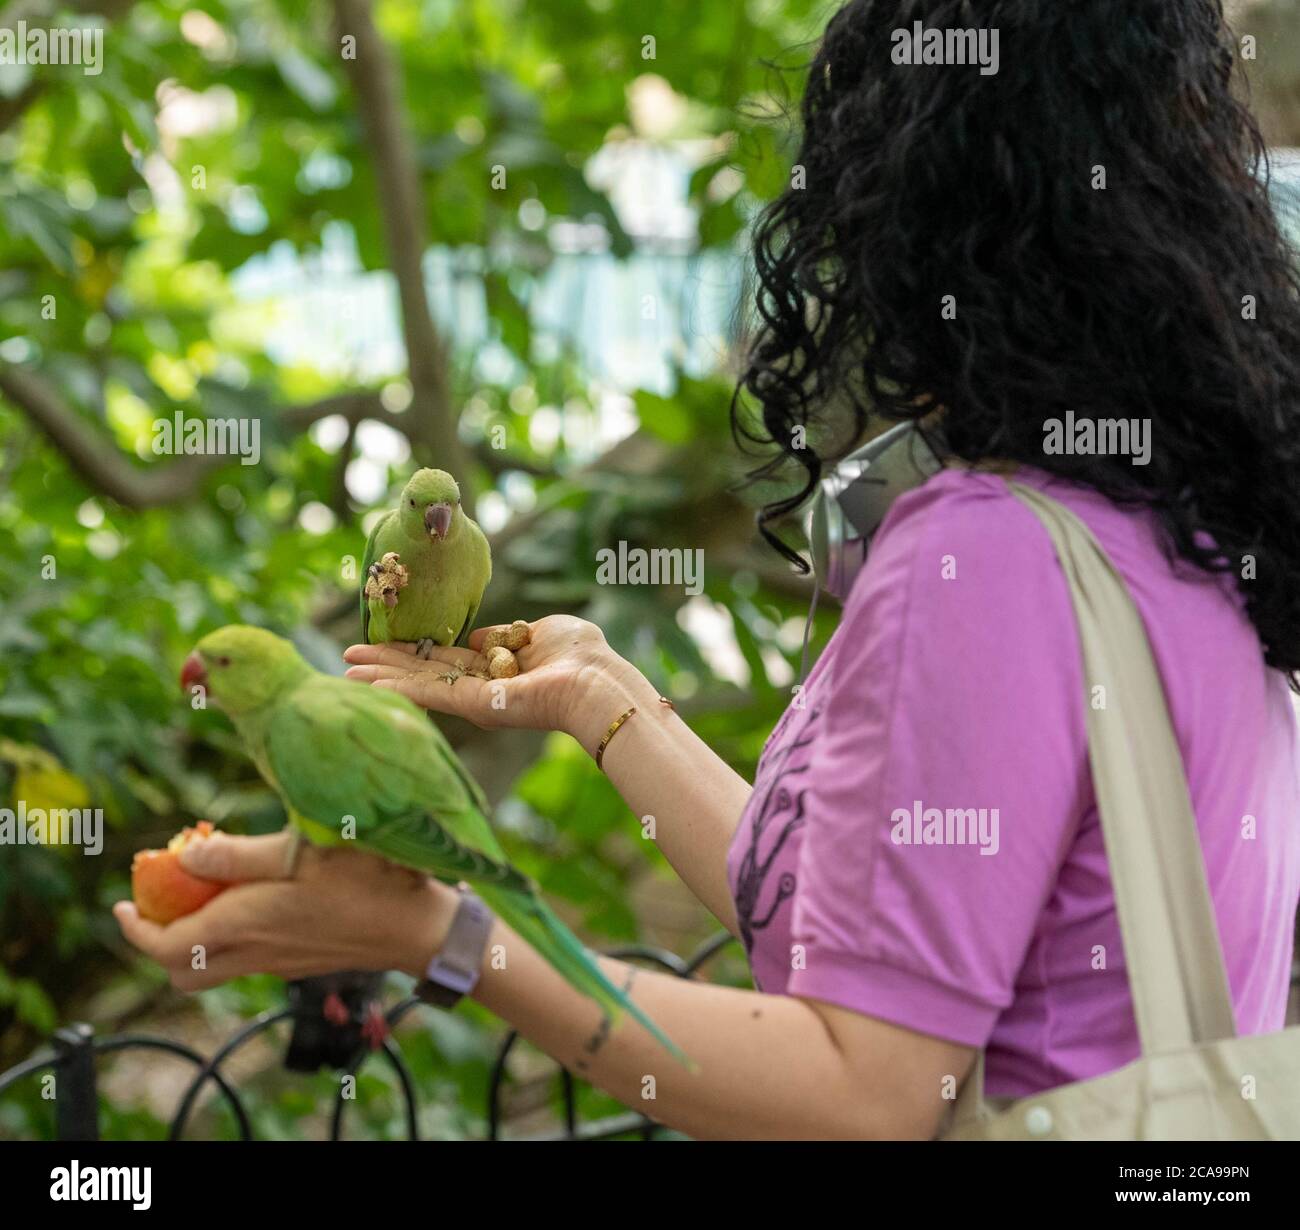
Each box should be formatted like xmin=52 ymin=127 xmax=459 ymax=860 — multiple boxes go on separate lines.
xmin=364 ymin=553 xmax=409 ymax=611
xmin=415 ymin=638 xmax=436 ymax=660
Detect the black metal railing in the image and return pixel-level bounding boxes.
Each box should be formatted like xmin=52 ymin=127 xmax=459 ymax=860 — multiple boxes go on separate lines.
xmin=0 ymin=932 xmax=737 ymax=1142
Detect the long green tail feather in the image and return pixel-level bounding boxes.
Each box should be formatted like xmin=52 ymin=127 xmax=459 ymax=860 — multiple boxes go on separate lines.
xmin=474 ymin=883 xmax=689 ymax=1066
xmin=357 ymin=822 xmax=688 ymax=1064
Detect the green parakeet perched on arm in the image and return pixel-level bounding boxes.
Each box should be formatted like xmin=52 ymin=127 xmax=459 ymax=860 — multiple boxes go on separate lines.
xmin=180 ymin=625 xmax=685 ymax=1062
xmin=362 ymin=468 xmax=491 ymax=659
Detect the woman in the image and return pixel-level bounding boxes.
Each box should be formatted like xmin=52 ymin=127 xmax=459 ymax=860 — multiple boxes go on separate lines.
xmin=116 ymin=1 xmax=1300 ymax=1139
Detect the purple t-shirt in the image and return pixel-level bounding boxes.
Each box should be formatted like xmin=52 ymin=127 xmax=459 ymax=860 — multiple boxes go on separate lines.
xmin=727 ymin=466 xmax=1300 ymax=1097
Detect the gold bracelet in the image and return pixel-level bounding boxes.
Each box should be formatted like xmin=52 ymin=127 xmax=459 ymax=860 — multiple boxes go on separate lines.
xmin=594 ymin=696 xmax=674 ymax=772
xmin=595 ymin=705 xmax=636 ymax=771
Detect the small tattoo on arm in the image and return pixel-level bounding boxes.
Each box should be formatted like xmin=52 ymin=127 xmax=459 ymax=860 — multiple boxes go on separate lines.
xmin=580 ymin=966 xmax=638 ymax=1058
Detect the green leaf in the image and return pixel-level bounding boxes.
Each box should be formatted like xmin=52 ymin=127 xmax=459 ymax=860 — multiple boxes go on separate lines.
xmin=633 ymin=388 xmax=694 ymax=445
xmin=0 ymin=195 xmax=74 ymax=272
xmin=14 ymin=978 xmax=57 ymax=1033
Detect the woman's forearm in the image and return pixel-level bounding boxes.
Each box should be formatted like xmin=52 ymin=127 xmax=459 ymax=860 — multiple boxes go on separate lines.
xmin=433 ymin=913 xmax=935 ymax=1140
xmin=565 ymin=658 xmax=751 ymax=934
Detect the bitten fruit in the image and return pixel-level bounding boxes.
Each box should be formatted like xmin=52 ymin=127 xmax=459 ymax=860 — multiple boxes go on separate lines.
xmin=131 ymin=821 xmax=229 ymax=924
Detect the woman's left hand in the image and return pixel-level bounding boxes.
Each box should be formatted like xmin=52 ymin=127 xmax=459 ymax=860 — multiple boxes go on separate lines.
xmin=113 ymin=830 xmax=454 ymax=990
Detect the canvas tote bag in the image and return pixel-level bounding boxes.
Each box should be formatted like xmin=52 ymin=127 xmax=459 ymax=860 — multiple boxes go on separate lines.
xmin=941 ymin=478 xmax=1300 ymax=1141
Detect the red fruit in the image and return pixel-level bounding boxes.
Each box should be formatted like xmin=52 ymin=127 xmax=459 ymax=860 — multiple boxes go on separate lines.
xmin=131 ymin=821 xmax=229 ymax=925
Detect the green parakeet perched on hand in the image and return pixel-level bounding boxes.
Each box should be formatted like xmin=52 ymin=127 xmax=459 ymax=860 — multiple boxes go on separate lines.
xmin=180 ymin=625 xmax=685 ymax=1062
xmin=362 ymin=468 xmax=491 ymax=659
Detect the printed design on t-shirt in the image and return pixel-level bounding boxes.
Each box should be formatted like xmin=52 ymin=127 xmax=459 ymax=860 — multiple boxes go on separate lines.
xmin=734 ymin=706 xmax=822 ymax=967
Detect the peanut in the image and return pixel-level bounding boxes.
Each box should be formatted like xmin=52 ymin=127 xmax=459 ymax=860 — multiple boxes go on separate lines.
xmin=486 ymin=646 xmax=519 ymax=678
xmin=503 ymin=620 xmax=531 ymax=650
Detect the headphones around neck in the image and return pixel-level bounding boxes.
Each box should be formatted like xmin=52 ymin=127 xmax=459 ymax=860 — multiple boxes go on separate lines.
xmin=805 ymin=420 xmax=946 ymax=603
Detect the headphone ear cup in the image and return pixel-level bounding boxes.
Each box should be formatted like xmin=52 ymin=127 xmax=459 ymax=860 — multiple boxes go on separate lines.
xmin=809 ymin=491 xmax=868 ymax=602
xmin=812 ymin=422 xmax=947 ymax=601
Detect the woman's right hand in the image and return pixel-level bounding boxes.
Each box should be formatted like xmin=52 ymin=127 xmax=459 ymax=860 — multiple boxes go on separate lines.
xmin=343 ymin=615 xmax=656 ymax=753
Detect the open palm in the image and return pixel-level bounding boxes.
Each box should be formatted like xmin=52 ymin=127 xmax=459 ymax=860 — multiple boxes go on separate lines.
xmin=343 ymin=614 xmax=615 ymax=741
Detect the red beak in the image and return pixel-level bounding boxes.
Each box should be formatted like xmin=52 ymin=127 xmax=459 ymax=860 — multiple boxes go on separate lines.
xmin=180 ymin=652 xmax=208 ymax=693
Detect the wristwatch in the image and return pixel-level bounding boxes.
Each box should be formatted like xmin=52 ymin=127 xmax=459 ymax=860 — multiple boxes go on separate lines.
xmin=415 ymin=887 xmax=494 ymax=1008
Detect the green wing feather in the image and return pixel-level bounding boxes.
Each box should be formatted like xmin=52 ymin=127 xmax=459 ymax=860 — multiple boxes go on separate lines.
xmin=454 ymin=598 xmax=480 ymax=648
xmin=262 ymin=675 xmax=686 ymax=1062
xmin=455 ymin=517 xmax=491 ymax=647
xmin=266 ymin=677 xmax=508 ymax=869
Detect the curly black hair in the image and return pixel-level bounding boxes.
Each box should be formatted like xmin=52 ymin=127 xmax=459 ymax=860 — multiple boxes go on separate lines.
xmin=734 ymin=0 xmax=1300 ymax=679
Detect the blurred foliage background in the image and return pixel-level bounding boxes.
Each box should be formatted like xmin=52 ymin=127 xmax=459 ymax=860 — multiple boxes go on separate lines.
xmin=1 ymin=0 xmax=1298 ymax=1140
xmin=0 ymin=0 xmax=837 ymax=1140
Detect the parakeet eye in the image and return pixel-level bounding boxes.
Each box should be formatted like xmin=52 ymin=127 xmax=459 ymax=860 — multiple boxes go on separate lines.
xmin=409 ymin=499 xmax=415 ymax=506
xmin=217 ymin=656 xmax=232 ymax=667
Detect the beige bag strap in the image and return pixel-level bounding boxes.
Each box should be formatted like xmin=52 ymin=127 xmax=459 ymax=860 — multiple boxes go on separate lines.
xmin=954 ymin=480 xmax=1237 ymax=1122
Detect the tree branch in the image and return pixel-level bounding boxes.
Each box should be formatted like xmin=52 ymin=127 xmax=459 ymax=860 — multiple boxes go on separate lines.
xmin=332 ymin=0 xmax=473 ymax=506
xmin=0 ymin=364 xmax=397 ymax=509
xmin=330 ymin=416 xmax=358 ymax=517
xmin=471 ymin=443 xmax=553 ymax=478
xmin=279 ymin=388 xmax=391 ymax=432
xmin=0 ymin=363 xmax=226 ymax=507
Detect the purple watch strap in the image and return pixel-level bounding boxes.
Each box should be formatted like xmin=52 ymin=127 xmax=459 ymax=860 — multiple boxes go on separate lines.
xmin=417 ymin=889 xmax=493 ymax=1008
